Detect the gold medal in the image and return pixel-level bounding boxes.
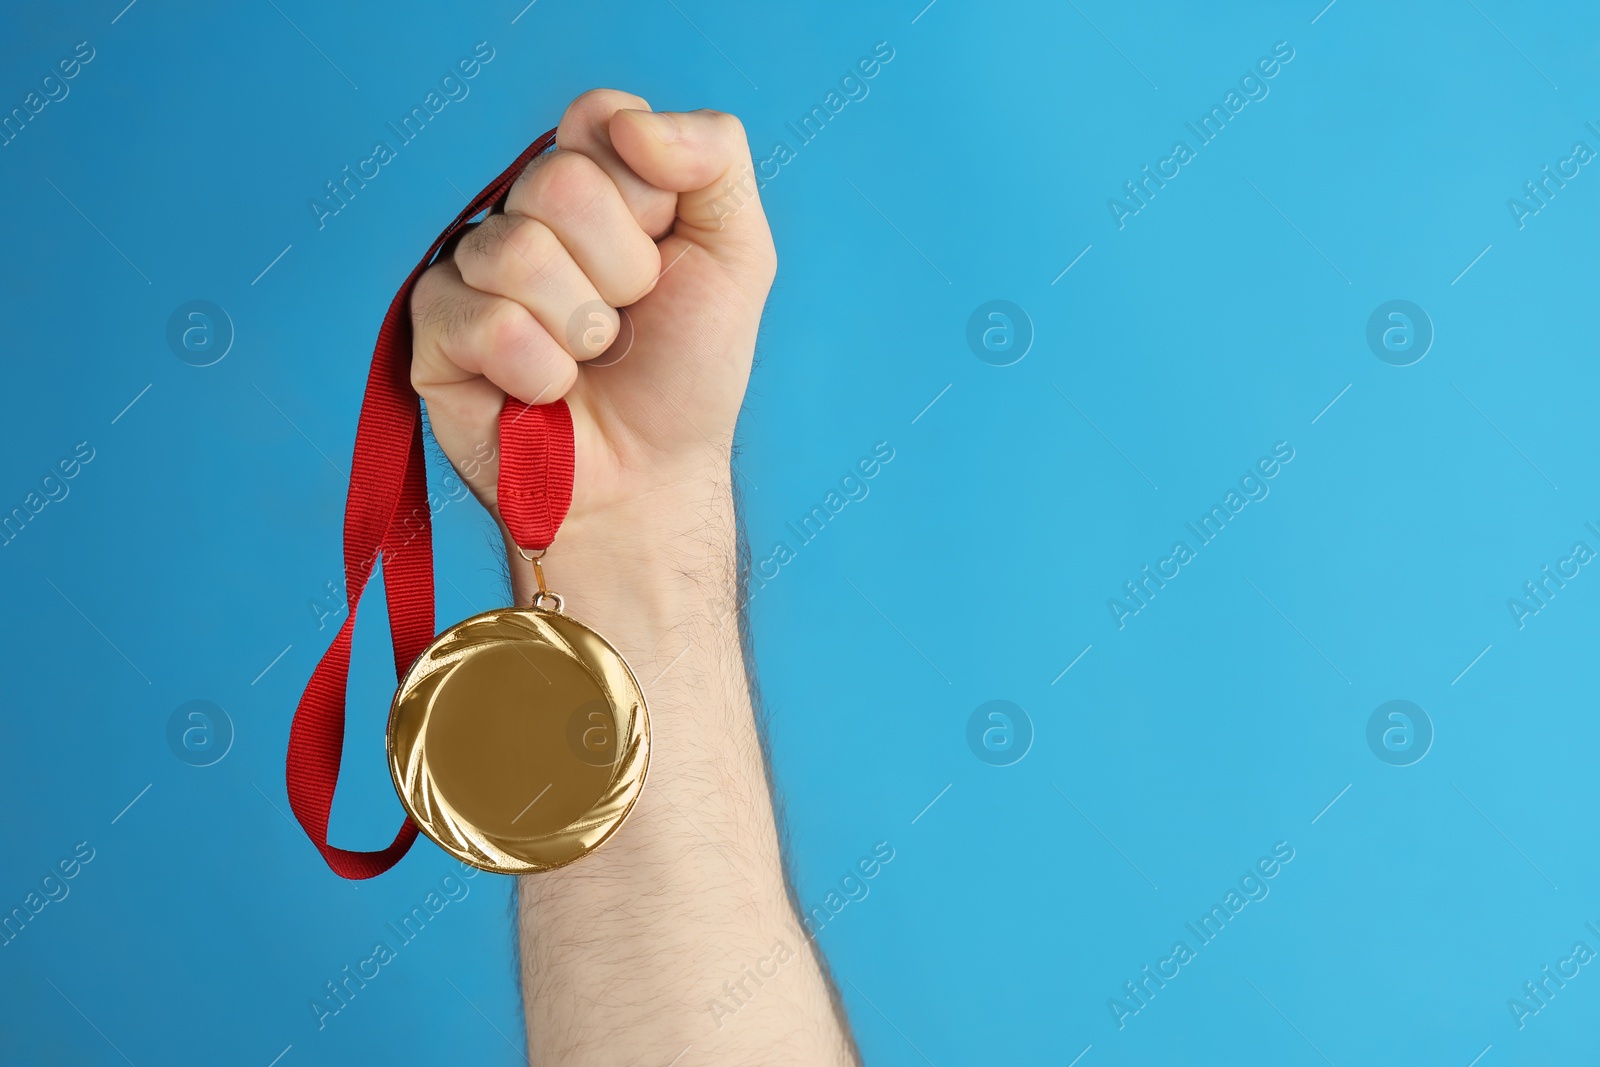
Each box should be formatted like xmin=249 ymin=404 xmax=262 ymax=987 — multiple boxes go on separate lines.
xmin=387 ymin=560 xmax=649 ymax=874
xmin=286 ymin=130 xmax=637 ymax=880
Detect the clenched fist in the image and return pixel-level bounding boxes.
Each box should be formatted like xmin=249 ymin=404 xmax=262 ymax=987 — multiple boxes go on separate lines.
xmin=409 ymin=88 xmax=775 ymax=547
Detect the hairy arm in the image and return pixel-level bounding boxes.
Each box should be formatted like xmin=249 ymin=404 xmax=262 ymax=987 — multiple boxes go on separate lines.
xmin=511 ymin=485 xmax=855 ymax=1064
xmin=408 ymin=87 xmax=858 ymax=1064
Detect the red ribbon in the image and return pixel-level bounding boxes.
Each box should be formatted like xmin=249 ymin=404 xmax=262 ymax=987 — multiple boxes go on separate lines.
xmin=286 ymin=128 xmax=575 ymax=879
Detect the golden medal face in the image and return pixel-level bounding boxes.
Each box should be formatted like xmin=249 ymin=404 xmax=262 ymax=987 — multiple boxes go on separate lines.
xmin=387 ymin=606 xmax=649 ymax=874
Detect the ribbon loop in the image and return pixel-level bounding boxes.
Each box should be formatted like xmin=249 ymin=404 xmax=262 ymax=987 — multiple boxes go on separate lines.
xmin=286 ymin=128 xmax=576 ymax=879
xmin=499 ymin=399 xmax=575 ymax=552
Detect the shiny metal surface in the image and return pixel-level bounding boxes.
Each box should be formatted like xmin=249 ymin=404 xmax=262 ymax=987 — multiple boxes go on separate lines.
xmin=387 ymin=605 xmax=649 ymax=874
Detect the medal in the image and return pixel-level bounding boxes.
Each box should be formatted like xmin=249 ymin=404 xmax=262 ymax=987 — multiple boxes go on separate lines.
xmin=285 ymin=128 xmax=647 ymax=879
xmin=386 ymin=580 xmax=650 ymax=874
xmin=387 ymin=588 xmax=649 ymax=873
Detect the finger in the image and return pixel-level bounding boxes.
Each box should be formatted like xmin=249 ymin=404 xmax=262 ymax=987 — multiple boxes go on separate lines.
xmin=453 ymin=213 xmax=621 ymax=361
xmin=551 ymin=88 xmax=677 ymax=240
xmin=608 ymin=108 xmax=773 ymax=270
xmin=412 ymin=258 xmax=579 ymax=407
xmin=502 ymin=150 xmax=660 ymax=309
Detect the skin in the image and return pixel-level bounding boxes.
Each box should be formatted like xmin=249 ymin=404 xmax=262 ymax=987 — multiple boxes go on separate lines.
xmin=410 ymin=89 xmax=859 ymax=1065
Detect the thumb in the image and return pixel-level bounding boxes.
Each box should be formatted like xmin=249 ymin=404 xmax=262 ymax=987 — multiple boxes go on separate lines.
xmin=609 ymin=108 xmax=772 ymax=266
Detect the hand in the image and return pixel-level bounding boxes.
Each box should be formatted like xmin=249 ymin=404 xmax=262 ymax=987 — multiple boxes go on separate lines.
xmin=409 ymin=88 xmax=775 ymax=550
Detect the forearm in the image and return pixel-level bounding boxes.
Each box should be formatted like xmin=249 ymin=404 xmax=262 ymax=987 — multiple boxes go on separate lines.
xmin=508 ymin=473 xmax=855 ymax=1065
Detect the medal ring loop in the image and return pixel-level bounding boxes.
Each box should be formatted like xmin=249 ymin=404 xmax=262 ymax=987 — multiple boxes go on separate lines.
xmin=517 ymin=545 xmax=553 ymax=600
xmin=531 ymin=591 xmax=564 ymax=613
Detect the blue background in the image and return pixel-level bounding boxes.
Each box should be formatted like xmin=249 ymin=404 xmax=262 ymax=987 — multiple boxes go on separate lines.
xmin=3 ymin=1 xmax=1598 ymax=1064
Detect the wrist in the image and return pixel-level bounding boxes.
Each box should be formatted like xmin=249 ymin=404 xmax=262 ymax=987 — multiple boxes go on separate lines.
xmin=503 ymin=465 xmax=740 ymax=645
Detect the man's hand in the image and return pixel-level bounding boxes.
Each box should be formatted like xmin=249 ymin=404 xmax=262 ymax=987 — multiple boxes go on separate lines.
xmin=410 ymin=88 xmax=775 ymax=540
xmin=407 ymin=89 xmax=857 ymax=1066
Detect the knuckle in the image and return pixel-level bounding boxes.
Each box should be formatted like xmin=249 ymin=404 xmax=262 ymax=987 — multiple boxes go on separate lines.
xmin=607 ymin=250 xmax=661 ymax=307
xmin=551 ymin=353 xmax=581 ymax=395
xmin=410 ymin=266 xmax=469 ymax=339
xmin=506 ymin=218 xmax=565 ymax=285
xmin=702 ymin=108 xmax=747 ymax=142
xmin=453 ymin=217 xmax=504 ymax=272
xmin=527 ymin=152 xmax=607 ymax=222
xmin=459 ymin=215 xmax=562 ymax=291
xmin=407 ymin=342 xmax=430 ymax=393
xmin=561 ymin=88 xmax=650 ymax=132
xmin=479 ymin=298 xmax=538 ymax=357
xmin=410 ymin=266 xmax=445 ymax=329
